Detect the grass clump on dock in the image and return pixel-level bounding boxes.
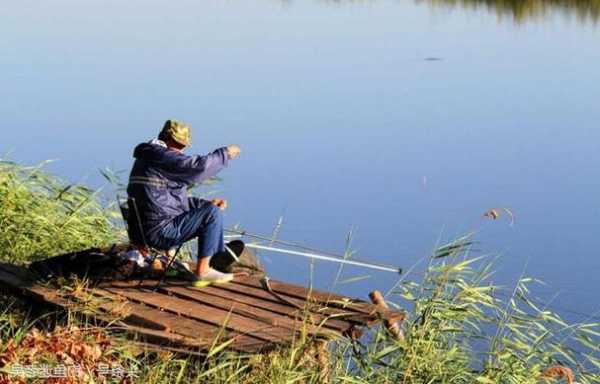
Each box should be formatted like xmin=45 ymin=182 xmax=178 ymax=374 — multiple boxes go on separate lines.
xmin=0 ymin=160 xmax=120 ymax=263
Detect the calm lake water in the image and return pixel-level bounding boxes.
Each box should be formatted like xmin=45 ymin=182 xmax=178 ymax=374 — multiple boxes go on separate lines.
xmin=2 ymin=1 xmax=599 ymax=320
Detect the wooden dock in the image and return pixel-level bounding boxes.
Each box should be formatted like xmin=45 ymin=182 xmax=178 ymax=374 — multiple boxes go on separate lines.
xmin=0 ymin=256 xmax=404 ymax=355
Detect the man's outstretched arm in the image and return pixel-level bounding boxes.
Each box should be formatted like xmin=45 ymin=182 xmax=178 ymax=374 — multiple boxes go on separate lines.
xmin=162 ymin=145 xmax=241 ymax=186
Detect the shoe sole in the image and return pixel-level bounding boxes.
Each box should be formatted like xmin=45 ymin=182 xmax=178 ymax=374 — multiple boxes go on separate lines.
xmin=192 ymin=280 xmax=212 ymax=288
xmin=191 ymin=278 xmax=233 ymax=288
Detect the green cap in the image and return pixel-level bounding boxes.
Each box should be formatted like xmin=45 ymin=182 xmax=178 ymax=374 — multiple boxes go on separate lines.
xmin=159 ymin=119 xmax=191 ymax=147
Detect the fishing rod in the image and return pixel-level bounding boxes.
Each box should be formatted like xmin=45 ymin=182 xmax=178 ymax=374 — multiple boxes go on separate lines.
xmin=226 ymin=229 xmax=359 ymax=259
xmin=226 ymin=229 xmax=403 ymax=274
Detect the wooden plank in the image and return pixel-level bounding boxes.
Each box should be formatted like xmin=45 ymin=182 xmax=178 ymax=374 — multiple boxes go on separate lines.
xmin=233 ymin=276 xmax=405 ymax=321
xmin=0 ymin=264 xmax=73 ymax=308
xmin=98 ymin=279 xmax=365 ymax=325
xmin=101 ymin=286 xmax=295 ymax=344
xmin=180 ymin=280 xmax=364 ymax=323
xmin=176 ymin=284 xmax=352 ymax=332
xmin=97 ymin=279 xmax=362 ymax=332
xmin=99 ymin=279 xmax=351 ymax=330
xmin=196 ymin=283 xmax=377 ymax=327
xmin=98 ymin=279 xmax=371 ymax=336
xmin=91 ymin=289 xmax=268 ymax=353
xmin=369 ymin=290 xmax=404 ymax=341
xmin=112 ymin=323 xmax=206 ymax=349
xmin=107 ymin=281 xmax=337 ymax=338
xmin=0 ymin=262 xmax=36 ymax=283
xmin=125 ymin=341 xmax=207 ymax=357
xmin=104 ymin=285 xmax=295 ymax=344
xmin=234 ymin=276 xmax=359 ymax=305
xmin=207 ymin=278 xmax=383 ymax=324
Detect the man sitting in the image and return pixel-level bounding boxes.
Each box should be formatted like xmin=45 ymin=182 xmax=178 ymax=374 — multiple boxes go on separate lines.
xmin=127 ymin=119 xmax=241 ymax=285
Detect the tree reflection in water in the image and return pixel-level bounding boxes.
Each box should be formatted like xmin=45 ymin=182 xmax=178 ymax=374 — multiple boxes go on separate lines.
xmin=419 ymin=0 xmax=599 ymax=23
xmin=322 ymin=0 xmax=600 ymax=23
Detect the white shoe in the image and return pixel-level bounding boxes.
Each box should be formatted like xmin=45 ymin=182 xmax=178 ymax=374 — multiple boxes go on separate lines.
xmin=192 ymin=268 xmax=234 ymax=288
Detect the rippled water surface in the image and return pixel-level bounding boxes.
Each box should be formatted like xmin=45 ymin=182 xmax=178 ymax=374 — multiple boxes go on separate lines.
xmin=2 ymin=0 xmax=599 ymax=319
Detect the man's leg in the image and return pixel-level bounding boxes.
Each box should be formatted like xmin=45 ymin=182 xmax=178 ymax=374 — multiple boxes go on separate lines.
xmin=172 ymin=202 xmax=232 ymax=282
xmin=197 ymin=257 xmax=211 ymax=276
xmin=149 ymin=201 xmax=231 ymax=282
xmin=193 ymin=203 xmax=225 ymax=277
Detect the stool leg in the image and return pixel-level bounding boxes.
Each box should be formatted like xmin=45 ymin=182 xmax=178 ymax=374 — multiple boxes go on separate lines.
xmin=153 ymin=245 xmax=183 ymax=291
xmin=137 ymin=248 xmax=159 ymax=287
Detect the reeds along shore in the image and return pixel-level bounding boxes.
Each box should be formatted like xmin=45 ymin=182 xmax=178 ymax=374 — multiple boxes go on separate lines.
xmin=0 ymin=160 xmax=116 ymax=264
xmin=0 ymin=160 xmax=599 ymax=383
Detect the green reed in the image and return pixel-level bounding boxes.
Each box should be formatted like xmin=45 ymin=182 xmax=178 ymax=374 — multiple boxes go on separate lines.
xmin=0 ymin=159 xmax=122 ymax=263
xmin=0 ymin=160 xmax=598 ymax=383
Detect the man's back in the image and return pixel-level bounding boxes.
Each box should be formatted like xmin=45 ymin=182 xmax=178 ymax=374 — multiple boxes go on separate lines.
xmin=127 ymin=139 xmax=229 ymax=236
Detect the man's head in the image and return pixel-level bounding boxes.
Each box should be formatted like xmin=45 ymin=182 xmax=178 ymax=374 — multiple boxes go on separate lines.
xmin=159 ymin=119 xmax=191 ymax=151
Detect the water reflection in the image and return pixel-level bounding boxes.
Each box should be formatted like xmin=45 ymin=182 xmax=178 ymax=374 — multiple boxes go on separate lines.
xmin=419 ymin=0 xmax=600 ymax=23
xmin=322 ymin=0 xmax=600 ymax=23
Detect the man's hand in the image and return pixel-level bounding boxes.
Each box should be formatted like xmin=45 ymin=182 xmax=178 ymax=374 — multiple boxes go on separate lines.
xmin=227 ymin=145 xmax=241 ymax=160
xmin=211 ymin=198 xmax=228 ymax=210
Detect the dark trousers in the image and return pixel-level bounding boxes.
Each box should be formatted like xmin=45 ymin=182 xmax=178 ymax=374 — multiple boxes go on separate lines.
xmin=147 ymin=200 xmax=224 ymax=261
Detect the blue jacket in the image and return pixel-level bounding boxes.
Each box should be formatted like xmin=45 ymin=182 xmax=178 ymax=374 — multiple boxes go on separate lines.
xmin=127 ymin=140 xmax=229 ymax=238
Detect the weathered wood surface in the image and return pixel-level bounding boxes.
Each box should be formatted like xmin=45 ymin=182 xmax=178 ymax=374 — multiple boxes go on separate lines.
xmin=0 ymin=259 xmax=405 ymax=355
